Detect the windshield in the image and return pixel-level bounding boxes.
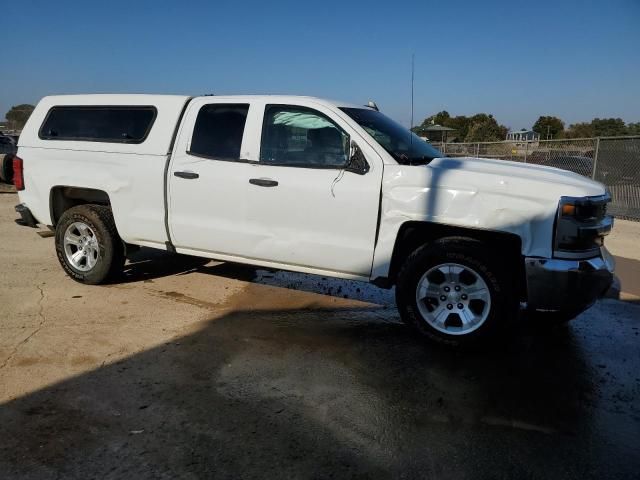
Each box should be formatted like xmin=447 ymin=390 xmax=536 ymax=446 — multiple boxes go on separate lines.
xmin=340 ymin=108 xmax=444 ymax=165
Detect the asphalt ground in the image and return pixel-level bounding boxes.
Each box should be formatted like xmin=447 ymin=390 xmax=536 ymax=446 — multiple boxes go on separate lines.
xmin=1 ymin=189 xmax=639 ymax=479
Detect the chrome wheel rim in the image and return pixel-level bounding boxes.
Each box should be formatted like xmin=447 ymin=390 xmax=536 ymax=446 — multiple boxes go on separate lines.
xmin=63 ymin=222 xmax=99 ymax=272
xmin=415 ymin=262 xmax=491 ymax=335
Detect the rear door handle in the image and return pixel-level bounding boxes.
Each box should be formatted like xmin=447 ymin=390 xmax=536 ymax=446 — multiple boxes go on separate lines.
xmin=174 ymin=171 xmax=199 ymax=179
xmin=249 ymin=178 xmax=278 ymax=187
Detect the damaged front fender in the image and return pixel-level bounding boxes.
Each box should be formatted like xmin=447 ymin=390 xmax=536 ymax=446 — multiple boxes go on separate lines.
xmin=371 ymin=158 xmax=606 ymax=280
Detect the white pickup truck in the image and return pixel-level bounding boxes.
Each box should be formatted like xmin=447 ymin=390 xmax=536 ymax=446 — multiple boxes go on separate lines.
xmin=14 ymin=94 xmax=614 ymax=345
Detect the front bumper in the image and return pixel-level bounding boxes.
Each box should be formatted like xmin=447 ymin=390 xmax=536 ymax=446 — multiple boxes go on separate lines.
xmin=15 ymin=203 xmax=39 ymax=228
xmin=525 ymin=247 xmax=615 ymax=314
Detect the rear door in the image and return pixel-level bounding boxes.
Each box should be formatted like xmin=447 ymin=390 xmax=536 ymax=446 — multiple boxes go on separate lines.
xmin=243 ymin=101 xmax=383 ymax=277
xmin=168 ymin=99 xmax=255 ymax=256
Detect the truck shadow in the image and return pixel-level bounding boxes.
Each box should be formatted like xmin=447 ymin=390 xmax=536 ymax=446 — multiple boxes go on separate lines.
xmin=120 ymin=248 xmax=210 ymax=284
xmin=121 ymin=247 xmax=396 ymax=305
xmin=2 ymin=302 xmax=631 ymax=478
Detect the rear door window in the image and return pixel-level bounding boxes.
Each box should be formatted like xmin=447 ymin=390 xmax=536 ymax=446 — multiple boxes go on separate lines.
xmin=39 ymin=106 xmax=157 ymax=143
xmin=189 ymin=104 xmax=249 ymax=161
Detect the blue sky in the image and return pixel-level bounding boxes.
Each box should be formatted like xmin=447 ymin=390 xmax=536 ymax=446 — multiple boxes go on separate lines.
xmin=2 ymin=0 xmax=639 ymax=130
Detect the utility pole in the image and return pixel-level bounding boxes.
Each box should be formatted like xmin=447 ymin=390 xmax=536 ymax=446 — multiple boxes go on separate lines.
xmin=546 ymin=125 xmax=551 ymax=162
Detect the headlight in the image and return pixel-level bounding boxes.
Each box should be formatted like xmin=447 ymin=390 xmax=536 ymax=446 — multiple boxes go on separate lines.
xmin=554 ymin=194 xmax=613 ymax=258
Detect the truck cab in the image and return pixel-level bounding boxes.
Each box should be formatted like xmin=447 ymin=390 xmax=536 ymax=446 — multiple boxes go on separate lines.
xmin=14 ymin=94 xmax=614 ymax=345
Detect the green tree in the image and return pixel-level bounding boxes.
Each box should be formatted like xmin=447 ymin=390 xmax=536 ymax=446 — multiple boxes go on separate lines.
xmin=590 ymin=118 xmax=627 ymax=137
xmin=412 ymin=111 xmax=452 ymax=137
xmin=414 ymin=111 xmax=508 ymax=142
xmin=532 ymin=116 xmax=565 ymax=139
xmin=464 ymin=114 xmax=508 ymax=142
xmin=421 ymin=110 xmax=451 ymax=126
xmin=5 ymin=104 xmax=35 ymax=130
xmin=626 ymin=122 xmax=640 ymax=136
xmin=565 ymin=122 xmax=595 ymax=138
xmin=444 ymin=115 xmax=473 ymax=140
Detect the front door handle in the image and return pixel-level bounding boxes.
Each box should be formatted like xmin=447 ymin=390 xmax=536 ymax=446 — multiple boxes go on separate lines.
xmin=174 ymin=171 xmax=199 ymax=179
xmin=249 ymin=178 xmax=278 ymax=187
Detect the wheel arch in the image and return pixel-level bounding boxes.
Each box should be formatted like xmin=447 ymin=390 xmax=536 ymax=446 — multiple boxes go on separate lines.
xmin=50 ymin=186 xmax=111 ymax=226
xmin=381 ymin=221 xmax=527 ymax=301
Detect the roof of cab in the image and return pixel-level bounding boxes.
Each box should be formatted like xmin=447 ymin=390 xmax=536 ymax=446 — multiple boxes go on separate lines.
xmin=191 ymin=95 xmax=369 ymax=110
xmin=37 ymin=94 xmax=369 ymax=110
xmin=20 ymin=94 xmax=374 ymax=155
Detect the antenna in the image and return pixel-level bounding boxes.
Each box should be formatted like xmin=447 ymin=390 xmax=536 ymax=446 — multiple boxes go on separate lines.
xmin=409 ymin=53 xmax=415 ymax=150
xmin=410 ymin=53 xmax=415 ymax=131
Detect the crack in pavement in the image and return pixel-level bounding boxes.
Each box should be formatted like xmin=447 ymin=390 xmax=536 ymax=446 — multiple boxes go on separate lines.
xmin=0 ymin=284 xmax=47 ymax=371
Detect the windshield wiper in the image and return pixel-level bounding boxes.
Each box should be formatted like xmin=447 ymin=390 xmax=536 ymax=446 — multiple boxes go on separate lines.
xmin=407 ymin=155 xmax=432 ymax=166
xmin=379 ymin=147 xmax=433 ymax=166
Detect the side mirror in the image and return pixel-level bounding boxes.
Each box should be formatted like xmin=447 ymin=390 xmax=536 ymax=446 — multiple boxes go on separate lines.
xmin=345 ymin=141 xmax=370 ymax=175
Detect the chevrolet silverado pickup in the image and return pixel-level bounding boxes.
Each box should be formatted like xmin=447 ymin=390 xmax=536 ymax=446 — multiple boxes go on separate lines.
xmin=13 ymin=95 xmax=615 ymax=345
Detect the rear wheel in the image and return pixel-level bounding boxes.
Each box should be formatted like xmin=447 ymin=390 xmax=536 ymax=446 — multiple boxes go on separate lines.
xmin=55 ymin=204 xmax=125 ymax=284
xmin=396 ymin=237 xmax=516 ymax=346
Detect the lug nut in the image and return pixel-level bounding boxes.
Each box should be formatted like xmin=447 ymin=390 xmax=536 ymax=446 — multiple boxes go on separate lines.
xmin=444 ymin=286 xmax=450 ymax=292
xmin=457 ymin=303 xmax=464 ymax=309
xmin=461 ymin=294 xmax=468 ymax=300
xmin=455 ymin=285 xmax=461 ymax=291
xmin=440 ymin=295 xmax=447 ymax=301
xmin=447 ymin=304 xmax=453 ymax=310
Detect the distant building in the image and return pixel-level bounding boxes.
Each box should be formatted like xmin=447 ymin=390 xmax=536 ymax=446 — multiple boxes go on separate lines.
xmin=506 ymin=129 xmax=540 ymax=142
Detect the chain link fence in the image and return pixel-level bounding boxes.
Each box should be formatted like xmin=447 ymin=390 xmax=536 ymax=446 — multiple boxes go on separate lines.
xmin=433 ymin=136 xmax=640 ymax=220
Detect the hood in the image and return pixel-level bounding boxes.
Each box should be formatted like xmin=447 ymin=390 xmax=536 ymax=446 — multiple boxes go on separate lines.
xmin=428 ymin=156 xmax=605 ymax=198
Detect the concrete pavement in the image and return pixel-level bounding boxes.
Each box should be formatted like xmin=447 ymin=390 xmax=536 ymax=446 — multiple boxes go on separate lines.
xmin=1 ymin=191 xmax=639 ymax=479
xmin=607 ymin=218 xmax=640 ymax=299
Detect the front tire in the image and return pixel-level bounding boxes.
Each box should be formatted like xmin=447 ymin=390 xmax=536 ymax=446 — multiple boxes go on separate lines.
xmin=55 ymin=204 xmax=125 ymax=284
xmin=396 ymin=237 xmax=516 ymax=346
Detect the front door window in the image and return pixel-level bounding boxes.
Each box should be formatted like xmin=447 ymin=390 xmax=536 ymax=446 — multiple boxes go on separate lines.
xmin=260 ymin=105 xmax=349 ymax=168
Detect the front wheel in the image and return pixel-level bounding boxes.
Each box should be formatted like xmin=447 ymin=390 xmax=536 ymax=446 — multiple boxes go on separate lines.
xmin=396 ymin=237 xmax=517 ymax=346
xmin=55 ymin=204 xmax=125 ymax=284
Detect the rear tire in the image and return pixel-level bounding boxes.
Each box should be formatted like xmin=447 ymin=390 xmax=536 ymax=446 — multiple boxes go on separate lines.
xmin=55 ymin=204 xmax=125 ymax=284
xmin=396 ymin=237 xmax=517 ymax=347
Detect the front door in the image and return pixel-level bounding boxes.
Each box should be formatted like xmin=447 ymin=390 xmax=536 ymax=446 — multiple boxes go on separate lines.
xmin=244 ymin=103 xmax=383 ymax=277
